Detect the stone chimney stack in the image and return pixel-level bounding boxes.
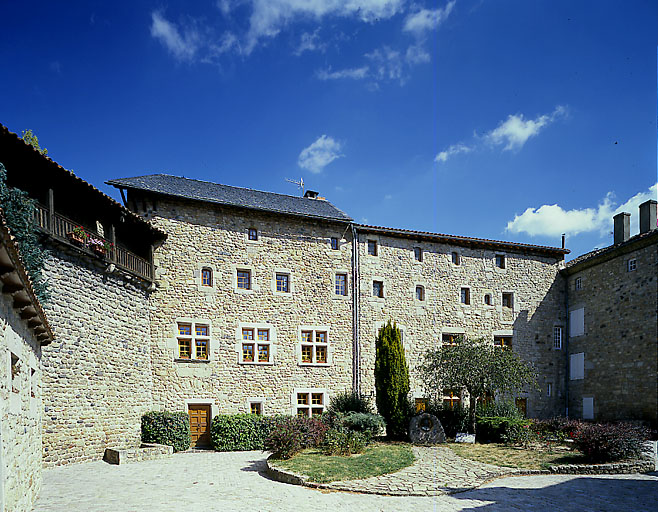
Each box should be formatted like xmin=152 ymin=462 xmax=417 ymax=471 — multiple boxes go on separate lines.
xmin=639 ymin=199 xmax=657 ymax=234
xmin=613 ymin=212 xmax=630 ymax=245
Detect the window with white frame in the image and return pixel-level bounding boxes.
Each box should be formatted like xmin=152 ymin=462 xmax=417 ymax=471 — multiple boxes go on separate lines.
xmin=574 ymin=277 xmax=582 ymax=290
xmin=553 ymin=326 xmax=563 ymax=349
xmin=248 ymin=227 xmax=258 ymax=241
xmin=176 ymin=322 xmax=210 ymax=360
xmin=627 ymin=258 xmax=637 ymax=272
xmin=201 ymin=267 xmax=213 ymax=287
xmin=237 ymin=269 xmax=251 ymax=290
xmin=241 ymin=327 xmax=272 ymax=364
xmin=299 ymin=328 xmax=329 ymax=365
xmin=295 ymin=390 xmax=326 ymax=417
xmin=415 ymin=285 xmax=425 ymax=301
xmin=276 ymin=273 xmax=290 ymax=293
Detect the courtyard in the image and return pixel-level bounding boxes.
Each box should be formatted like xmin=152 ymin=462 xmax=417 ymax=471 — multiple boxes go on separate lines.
xmin=33 ymin=450 xmax=658 ymax=512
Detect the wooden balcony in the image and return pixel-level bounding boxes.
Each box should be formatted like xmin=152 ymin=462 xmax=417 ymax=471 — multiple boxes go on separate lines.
xmin=34 ymin=203 xmax=153 ymax=281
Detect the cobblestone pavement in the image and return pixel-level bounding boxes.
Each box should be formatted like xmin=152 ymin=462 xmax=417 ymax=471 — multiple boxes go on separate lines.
xmin=33 ymin=450 xmax=658 ymax=512
xmin=319 ymin=446 xmax=518 ymax=495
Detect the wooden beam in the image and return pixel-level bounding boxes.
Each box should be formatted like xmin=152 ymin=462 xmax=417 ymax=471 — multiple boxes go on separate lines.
xmin=13 ymin=296 xmax=32 ymax=308
xmin=48 ymin=188 xmax=55 ymax=233
xmin=110 ymin=224 xmax=116 ymax=262
xmin=20 ymin=309 xmax=38 ymax=320
xmin=2 ymin=283 xmax=24 ymax=294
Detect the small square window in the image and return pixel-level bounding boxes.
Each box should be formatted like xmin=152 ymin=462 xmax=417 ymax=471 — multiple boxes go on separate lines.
xmin=484 ymin=294 xmax=492 ymax=305
xmin=311 ymin=393 xmax=323 ymax=405
xmin=414 ymin=247 xmax=423 ymax=262
xmin=460 ymin=287 xmax=470 ymax=305
xmin=258 ymin=329 xmax=269 ymax=341
xmin=502 ymin=292 xmax=513 ymax=309
xmin=331 ymin=237 xmax=339 ymax=250
xmin=276 ymin=273 xmax=290 ymax=293
xmin=415 ymin=398 xmax=427 ymax=413
xmin=335 ymin=273 xmax=347 ymax=296
xmin=242 ymin=328 xmax=254 ymax=340
xmin=495 ymin=254 xmax=506 ymax=269
xmin=494 ymin=335 xmax=512 ymax=350
xmin=373 ymin=280 xmax=384 ymax=298
xmin=316 ymin=345 xmax=327 ymax=363
xmin=443 ymin=389 xmax=461 ymax=409
xmin=258 ymin=344 xmax=270 ymax=362
xmin=368 ymin=240 xmax=378 ymax=256
xmin=553 ymin=326 xmax=563 ymax=349
xmin=627 ymin=258 xmax=637 ymax=272
xmin=242 ymin=343 xmax=255 ymax=362
xmin=442 ymin=333 xmax=458 ymax=346
xmin=250 ymin=402 xmax=262 ymax=415
xmin=415 ymin=285 xmax=425 ymax=301
xmin=240 ymin=326 xmax=272 ymax=364
xmin=176 ymin=322 xmax=210 ymax=361
xmin=196 ymin=325 xmax=208 ymax=337
xmin=248 ymin=228 xmax=258 ymax=241
xmin=237 ymin=270 xmax=251 ymax=289
xmin=178 ymin=338 xmax=191 ymax=359
xmin=201 ymin=268 xmax=213 ymax=287
xmin=301 ymin=345 xmax=312 ymax=363
xmin=195 ymin=340 xmax=208 ymax=360
xmin=452 ymin=252 xmax=461 ymax=265
xmin=297 ymin=393 xmax=309 ymax=405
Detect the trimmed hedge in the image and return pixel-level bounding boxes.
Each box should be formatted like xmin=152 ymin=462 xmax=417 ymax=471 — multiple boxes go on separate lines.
xmin=211 ymin=414 xmax=278 ymax=451
xmin=141 ymin=411 xmax=190 ymax=452
xmin=476 ymin=416 xmax=532 ymax=444
xmin=572 ymin=422 xmax=649 ymax=463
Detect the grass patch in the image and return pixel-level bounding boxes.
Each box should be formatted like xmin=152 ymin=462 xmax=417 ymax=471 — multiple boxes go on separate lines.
xmin=448 ymin=442 xmax=588 ymax=470
xmin=271 ymin=442 xmax=415 ymax=483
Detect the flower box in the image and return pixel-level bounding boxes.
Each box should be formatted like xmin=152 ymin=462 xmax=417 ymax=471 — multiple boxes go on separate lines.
xmin=91 ymin=245 xmax=107 ymax=257
xmin=66 ymin=231 xmax=86 ymax=246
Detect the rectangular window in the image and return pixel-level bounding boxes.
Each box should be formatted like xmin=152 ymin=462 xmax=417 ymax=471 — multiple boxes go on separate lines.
xmin=415 ymin=398 xmax=427 ymax=413
xmin=484 ymin=294 xmax=492 ymax=305
xmin=176 ymin=321 xmax=210 ymax=361
xmin=241 ymin=327 xmax=271 ymax=364
xmin=367 ymin=240 xmax=378 ymax=256
xmin=452 ymin=252 xmax=460 ymax=265
xmin=582 ymin=397 xmax=594 ymax=420
xmin=442 ymin=333 xmax=459 ymax=346
xmin=250 ymin=402 xmax=262 ymax=415
xmin=373 ymin=281 xmax=384 ymax=298
xmin=242 ymin=343 xmax=254 ymax=362
xmin=627 ymin=258 xmax=637 ymax=272
xmin=177 ymin=323 xmax=192 ymax=359
xmin=248 ymin=228 xmax=258 ymax=241
xmin=443 ymin=389 xmax=461 ymax=409
xmin=299 ymin=329 xmax=329 ymax=365
xmin=502 ymin=292 xmax=513 ymax=309
xmin=494 ymin=335 xmax=512 ymax=350
xmin=195 ymin=339 xmax=208 ymax=360
xmin=570 ymin=308 xmax=584 ymax=337
xmin=575 ymin=277 xmax=582 ymax=290
xmin=258 ymin=344 xmax=269 ymax=362
xmin=415 ymin=285 xmax=425 ymax=301
xmin=570 ymin=352 xmax=585 ymax=380
xmin=414 ymin=247 xmax=423 ymax=262
xmin=335 ymin=273 xmax=347 ymax=296
xmin=547 ymin=382 xmax=553 ymax=397
xmin=30 ymin=368 xmax=36 ymax=398
xmin=10 ymin=353 xmax=19 ymax=393
xmin=276 ymin=273 xmax=289 ymax=293
xmin=237 ymin=270 xmax=251 ymax=290
xmin=553 ymin=326 xmax=563 ymax=349
xmin=495 ymin=254 xmax=506 ymax=269
xmin=201 ymin=268 xmax=212 ymax=287
xmin=296 ymin=391 xmax=326 ymax=417
xmin=331 ymin=237 xmax=339 ymax=250
xmin=460 ymin=287 xmax=470 ymax=305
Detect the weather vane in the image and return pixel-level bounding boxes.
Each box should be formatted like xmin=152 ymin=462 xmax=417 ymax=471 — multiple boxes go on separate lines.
xmin=285 ymin=177 xmax=305 ymax=196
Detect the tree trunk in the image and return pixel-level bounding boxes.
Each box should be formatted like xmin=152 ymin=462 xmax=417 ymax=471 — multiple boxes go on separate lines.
xmin=469 ymin=395 xmax=477 ymax=434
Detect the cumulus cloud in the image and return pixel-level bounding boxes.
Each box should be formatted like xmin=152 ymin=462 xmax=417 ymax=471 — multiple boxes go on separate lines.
xmin=403 ymin=1 xmax=455 ymax=36
xmin=506 ymin=183 xmax=658 ymax=238
xmin=316 ymin=66 xmax=369 ymax=80
xmin=294 ymin=29 xmax=326 ymax=55
xmin=485 ymin=106 xmax=567 ymax=151
xmin=298 ymin=135 xmax=344 ymax=173
xmin=435 ymin=106 xmax=567 ymax=163
xmin=150 ymin=11 xmax=200 ymax=61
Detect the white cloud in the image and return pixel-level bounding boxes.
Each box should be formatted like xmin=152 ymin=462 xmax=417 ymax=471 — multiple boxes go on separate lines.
xmin=485 ymin=106 xmax=567 ymax=151
xmin=294 ymin=29 xmax=326 ymax=55
xmin=403 ymin=1 xmax=455 ymax=36
xmin=506 ymin=183 xmax=658 ymax=238
xmin=405 ymin=44 xmax=430 ymax=65
xmin=434 ymin=143 xmax=472 ymax=163
xmin=316 ymin=66 xmax=369 ymax=80
xmin=150 ymin=11 xmax=200 ymax=62
xmin=298 ymin=135 xmax=344 ymax=173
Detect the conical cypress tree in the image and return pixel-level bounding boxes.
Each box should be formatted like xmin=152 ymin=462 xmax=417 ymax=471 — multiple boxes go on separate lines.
xmin=375 ymin=320 xmax=410 ymax=439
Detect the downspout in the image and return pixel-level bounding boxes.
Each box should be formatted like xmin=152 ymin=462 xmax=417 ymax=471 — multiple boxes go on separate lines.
xmin=351 ymin=223 xmax=360 ymax=394
xmin=564 ymin=268 xmax=570 ymax=419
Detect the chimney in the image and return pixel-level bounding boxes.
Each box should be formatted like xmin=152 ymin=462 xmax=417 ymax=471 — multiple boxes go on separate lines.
xmin=613 ymin=212 xmax=630 ymax=244
xmin=304 ymin=190 xmax=319 ymax=199
xmin=639 ymin=199 xmax=657 ymax=234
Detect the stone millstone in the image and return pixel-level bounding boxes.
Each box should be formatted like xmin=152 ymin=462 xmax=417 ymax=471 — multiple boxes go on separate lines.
xmin=408 ymin=413 xmax=446 ymax=444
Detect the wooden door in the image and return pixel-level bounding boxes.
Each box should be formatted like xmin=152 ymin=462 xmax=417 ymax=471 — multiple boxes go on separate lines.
xmin=188 ymin=404 xmax=211 ymax=447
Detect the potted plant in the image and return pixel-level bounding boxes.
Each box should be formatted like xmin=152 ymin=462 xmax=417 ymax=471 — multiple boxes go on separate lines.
xmin=88 ymin=237 xmax=108 ymax=257
xmin=67 ymin=226 xmax=88 ymax=246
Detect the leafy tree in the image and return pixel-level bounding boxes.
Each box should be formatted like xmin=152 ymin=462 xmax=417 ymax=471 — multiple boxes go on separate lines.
xmin=0 ymin=163 xmax=50 ymax=303
xmin=374 ymin=320 xmax=410 ymax=439
xmin=21 ymin=129 xmax=48 ymax=155
xmin=418 ymin=336 xmax=537 ymax=434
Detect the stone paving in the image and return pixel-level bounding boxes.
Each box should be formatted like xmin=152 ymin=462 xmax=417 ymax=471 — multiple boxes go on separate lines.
xmin=33 ymin=450 xmax=658 ymax=512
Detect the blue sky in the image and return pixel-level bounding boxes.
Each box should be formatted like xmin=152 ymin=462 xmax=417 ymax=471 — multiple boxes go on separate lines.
xmin=1 ymin=1 xmax=656 ymax=260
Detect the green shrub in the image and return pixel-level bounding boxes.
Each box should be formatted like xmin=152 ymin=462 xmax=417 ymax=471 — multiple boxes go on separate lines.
xmin=532 ymin=417 xmax=585 ymax=442
xmin=476 ymin=416 xmax=532 ymax=444
xmin=264 ymin=416 xmax=329 ymax=459
xmin=327 ymin=391 xmax=374 ymax=414
xmin=141 ymin=411 xmax=190 ymax=452
xmin=424 ymin=400 xmax=469 ymax=438
xmin=343 ymin=412 xmax=386 ymax=438
xmin=322 ymin=428 xmax=367 ymax=456
xmin=572 ymin=422 xmax=649 ymax=463
xmin=477 ymin=400 xmax=524 ymax=419
xmin=211 ymin=414 xmax=275 ymax=451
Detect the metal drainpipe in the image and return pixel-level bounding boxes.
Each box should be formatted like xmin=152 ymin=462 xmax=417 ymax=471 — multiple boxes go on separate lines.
xmin=564 ymin=268 xmax=570 ymax=419
xmin=351 ymin=223 xmax=360 ymax=395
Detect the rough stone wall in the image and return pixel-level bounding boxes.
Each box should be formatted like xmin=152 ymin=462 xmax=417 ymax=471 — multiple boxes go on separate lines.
xmin=0 ymin=291 xmax=42 ymax=512
xmin=567 ymin=241 xmax=658 ymax=427
xmin=40 ymin=244 xmax=153 ymax=466
xmin=357 ymin=232 xmax=567 ymax=418
xmin=147 ymin=198 xmax=354 ymax=417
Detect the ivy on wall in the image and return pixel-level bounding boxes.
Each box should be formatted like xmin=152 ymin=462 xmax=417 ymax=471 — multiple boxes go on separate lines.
xmin=0 ymin=162 xmax=50 ymax=303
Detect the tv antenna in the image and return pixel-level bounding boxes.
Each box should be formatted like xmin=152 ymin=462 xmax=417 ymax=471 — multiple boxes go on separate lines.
xmin=285 ymin=177 xmax=305 ymax=196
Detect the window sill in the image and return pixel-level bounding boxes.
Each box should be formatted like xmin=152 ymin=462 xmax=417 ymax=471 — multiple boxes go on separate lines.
xmin=174 ymin=358 xmax=211 ymax=364
xmin=332 ymin=294 xmax=350 ymax=300
xmin=298 ymin=362 xmax=331 ymax=367
xmin=239 ymin=361 xmax=274 ymax=366
xmin=234 ymin=288 xmax=255 ymax=295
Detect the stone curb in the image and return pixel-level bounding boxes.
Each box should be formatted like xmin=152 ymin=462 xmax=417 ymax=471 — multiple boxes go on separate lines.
xmin=266 ymin=453 xmax=656 ymax=497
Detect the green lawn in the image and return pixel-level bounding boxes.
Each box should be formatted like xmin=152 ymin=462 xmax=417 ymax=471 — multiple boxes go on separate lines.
xmin=271 ymin=442 xmax=415 ymax=483
xmin=447 ymin=442 xmax=588 ymax=470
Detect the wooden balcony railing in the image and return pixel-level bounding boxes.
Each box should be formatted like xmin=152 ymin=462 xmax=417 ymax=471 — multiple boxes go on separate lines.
xmin=34 ymin=203 xmax=153 ymax=281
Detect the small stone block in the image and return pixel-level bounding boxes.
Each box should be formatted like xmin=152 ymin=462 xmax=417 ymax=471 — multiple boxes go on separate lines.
xmin=455 ymin=433 xmax=476 ymax=444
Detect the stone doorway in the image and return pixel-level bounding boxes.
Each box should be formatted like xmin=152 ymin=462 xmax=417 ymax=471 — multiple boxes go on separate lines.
xmin=188 ymin=404 xmax=211 ymax=447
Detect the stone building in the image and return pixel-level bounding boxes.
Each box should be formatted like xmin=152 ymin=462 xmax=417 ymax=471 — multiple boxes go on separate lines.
xmin=563 ymin=200 xmax=658 ymax=427
xmin=0 ymin=210 xmax=53 ymax=512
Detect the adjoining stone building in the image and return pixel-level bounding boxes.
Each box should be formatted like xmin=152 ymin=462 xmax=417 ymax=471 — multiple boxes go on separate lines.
xmin=563 ymin=200 xmax=658 ymax=427
xmin=0 ymin=210 xmax=53 ymax=512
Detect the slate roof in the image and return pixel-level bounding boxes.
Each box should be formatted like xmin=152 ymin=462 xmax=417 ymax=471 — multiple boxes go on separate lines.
xmin=356 ymin=224 xmax=570 ymax=258
xmin=107 ymin=174 xmax=352 ymax=222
